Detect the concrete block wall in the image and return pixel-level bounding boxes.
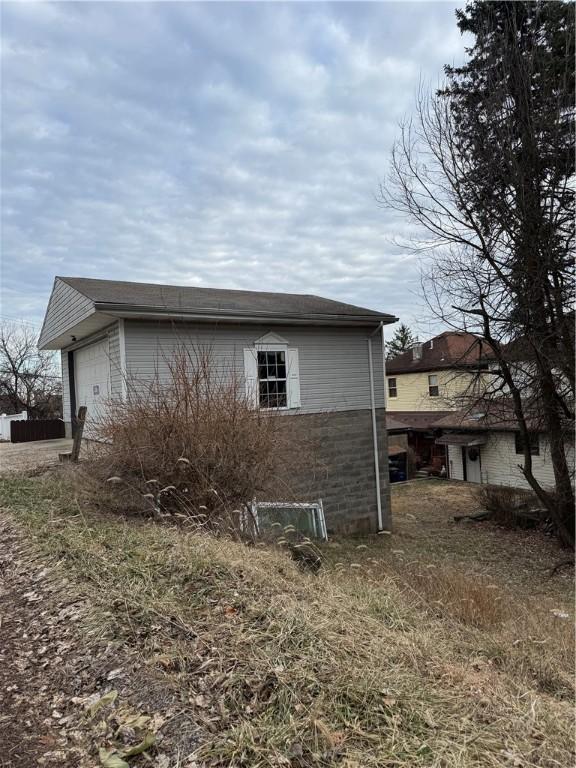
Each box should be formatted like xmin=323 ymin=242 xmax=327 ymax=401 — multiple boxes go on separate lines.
xmin=276 ymin=408 xmax=390 ymax=535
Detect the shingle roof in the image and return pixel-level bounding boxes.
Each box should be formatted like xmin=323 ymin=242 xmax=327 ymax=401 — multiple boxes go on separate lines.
xmin=431 ymin=400 xmax=538 ymax=432
xmin=59 ymin=276 xmax=396 ymax=323
xmin=385 ymin=411 xmax=453 ymax=431
xmin=386 ymin=331 xmax=494 ymax=374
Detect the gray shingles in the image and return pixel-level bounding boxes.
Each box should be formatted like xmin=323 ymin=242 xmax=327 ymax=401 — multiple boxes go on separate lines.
xmin=58 ymin=276 xmax=395 ymax=321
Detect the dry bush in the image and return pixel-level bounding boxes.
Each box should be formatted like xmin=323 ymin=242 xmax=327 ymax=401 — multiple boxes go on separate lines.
xmin=475 ymin=484 xmax=541 ymax=528
xmin=80 ymin=346 xmax=314 ymax=532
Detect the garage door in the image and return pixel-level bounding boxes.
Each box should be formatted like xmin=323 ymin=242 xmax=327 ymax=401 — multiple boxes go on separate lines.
xmin=75 ymin=339 xmax=111 ymax=439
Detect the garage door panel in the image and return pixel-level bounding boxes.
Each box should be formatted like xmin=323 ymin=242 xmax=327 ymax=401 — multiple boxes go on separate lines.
xmin=75 ymin=339 xmax=112 ymax=438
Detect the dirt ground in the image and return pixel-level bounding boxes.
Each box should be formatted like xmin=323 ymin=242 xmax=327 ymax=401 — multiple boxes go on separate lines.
xmin=0 ymin=439 xmax=73 ymax=474
xmin=0 ymin=513 xmax=196 ymax=768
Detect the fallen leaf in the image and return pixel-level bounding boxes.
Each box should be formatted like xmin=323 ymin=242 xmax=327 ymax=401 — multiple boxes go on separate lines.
xmin=98 ymin=748 xmax=128 ymax=768
xmin=89 ymin=690 xmax=118 ymax=717
xmin=121 ymin=731 xmax=155 ymax=757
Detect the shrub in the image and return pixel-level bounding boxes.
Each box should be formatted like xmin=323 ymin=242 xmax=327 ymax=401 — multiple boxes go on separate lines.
xmin=80 ymin=346 xmax=315 ymax=532
xmin=475 ymin=484 xmax=541 ymax=528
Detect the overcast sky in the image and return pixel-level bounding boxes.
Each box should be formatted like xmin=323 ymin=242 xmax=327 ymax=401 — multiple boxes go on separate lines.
xmin=2 ymin=1 xmax=467 ymax=335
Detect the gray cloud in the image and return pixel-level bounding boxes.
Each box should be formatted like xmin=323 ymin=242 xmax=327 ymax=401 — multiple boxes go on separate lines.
xmin=1 ymin=1 xmax=466 ymax=336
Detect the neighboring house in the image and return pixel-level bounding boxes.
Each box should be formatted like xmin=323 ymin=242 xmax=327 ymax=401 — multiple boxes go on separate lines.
xmin=434 ymin=402 xmax=575 ymax=490
xmin=385 ymin=332 xmax=492 ymax=471
xmin=39 ymin=276 xmax=397 ymax=534
xmin=386 ymin=331 xmax=491 ymax=412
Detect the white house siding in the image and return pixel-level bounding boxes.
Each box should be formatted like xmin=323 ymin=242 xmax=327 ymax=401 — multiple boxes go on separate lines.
xmin=123 ymin=320 xmax=385 ymax=414
xmin=61 ymin=350 xmax=71 ymax=424
xmin=448 ymin=433 xmax=575 ymax=490
xmin=448 ymin=443 xmax=465 ymax=481
xmin=39 ymin=278 xmax=95 ymax=348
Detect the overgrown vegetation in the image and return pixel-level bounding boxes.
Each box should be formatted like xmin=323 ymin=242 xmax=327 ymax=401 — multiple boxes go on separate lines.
xmin=475 ymin=484 xmax=542 ymax=529
xmin=81 ymin=347 xmax=314 ymax=532
xmin=0 ymin=473 xmax=573 ymax=767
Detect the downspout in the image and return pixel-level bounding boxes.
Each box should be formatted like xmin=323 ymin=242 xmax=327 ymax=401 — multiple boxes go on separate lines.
xmin=367 ymin=333 xmax=383 ymax=531
xmin=380 ymin=323 xmax=392 ymax=530
xmin=368 ymin=321 xmax=392 ymax=532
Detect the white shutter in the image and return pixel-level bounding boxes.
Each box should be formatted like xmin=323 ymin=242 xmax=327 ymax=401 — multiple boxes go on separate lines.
xmin=287 ymin=348 xmax=301 ymax=408
xmin=243 ymin=348 xmax=258 ymax=407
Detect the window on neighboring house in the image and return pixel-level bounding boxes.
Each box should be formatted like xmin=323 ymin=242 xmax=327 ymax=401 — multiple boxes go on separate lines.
xmin=257 ymin=350 xmax=287 ymax=409
xmin=388 ymin=377 xmax=397 ymax=398
xmin=515 ymin=432 xmax=540 ymax=456
xmin=428 ymin=374 xmax=439 ymax=397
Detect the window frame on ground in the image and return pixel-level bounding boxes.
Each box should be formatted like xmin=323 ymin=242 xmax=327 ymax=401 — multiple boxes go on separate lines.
xmin=388 ymin=377 xmax=397 ymax=398
xmin=428 ymin=374 xmax=439 ymax=397
xmin=515 ymin=431 xmax=540 ymax=456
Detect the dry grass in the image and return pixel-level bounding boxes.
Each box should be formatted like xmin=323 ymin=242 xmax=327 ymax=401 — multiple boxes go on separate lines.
xmin=0 ymin=473 xmax=574 ymax=768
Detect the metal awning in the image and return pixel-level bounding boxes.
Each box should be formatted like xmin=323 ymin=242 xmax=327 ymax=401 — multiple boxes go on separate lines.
xmin=435 ymin=433 xmax=487 ymax=447
xmin=388 ymin=443 xmax=408 ymax=456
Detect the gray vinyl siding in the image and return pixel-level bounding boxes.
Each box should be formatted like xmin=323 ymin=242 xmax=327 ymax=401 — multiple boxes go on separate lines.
xmin=108 ymin=322 xmax=123 ymax=398
xmin=124 ymin=320 xmax=385 ymax=413
xmin=39 ymin=278 xmax=94 ymax=348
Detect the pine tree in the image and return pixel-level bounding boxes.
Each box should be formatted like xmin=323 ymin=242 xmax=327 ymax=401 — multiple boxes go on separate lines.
xmin=386 ymin=324 xmax=416 ymax=360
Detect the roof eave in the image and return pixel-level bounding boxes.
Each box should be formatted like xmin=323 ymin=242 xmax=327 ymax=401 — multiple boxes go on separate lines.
xmin=96 ymin=303 xmax=398 ymax=327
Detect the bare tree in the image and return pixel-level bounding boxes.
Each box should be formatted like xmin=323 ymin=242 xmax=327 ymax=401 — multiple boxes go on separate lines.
xmin=379 ymin=2 xmax=574 ymax=546
xmin=0 ymin=321 xmax=62 ymax=418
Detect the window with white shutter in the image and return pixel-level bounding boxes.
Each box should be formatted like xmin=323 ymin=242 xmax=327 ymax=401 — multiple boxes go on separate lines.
xmin=244 ymin=333 xmax=301 ymax=410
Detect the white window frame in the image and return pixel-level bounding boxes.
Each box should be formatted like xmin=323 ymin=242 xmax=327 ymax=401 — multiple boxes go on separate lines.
xmin=244 ymin=333 xmax=301 ymax=410
xmin=428 ymin=374 xmax=439 ymax=397
xmin=256 ymin=343 xmax=289 ymax=410
xmin=388 ymin=377 xmax=397 ymax=398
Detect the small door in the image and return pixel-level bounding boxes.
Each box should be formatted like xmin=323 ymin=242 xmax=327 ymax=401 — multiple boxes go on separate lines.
xmin=465 ymin=446 xmax=482 ymax=483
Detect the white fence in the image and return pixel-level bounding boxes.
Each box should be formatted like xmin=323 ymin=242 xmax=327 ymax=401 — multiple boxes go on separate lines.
xmin=0 ymin=411 xmax=27 ymax=441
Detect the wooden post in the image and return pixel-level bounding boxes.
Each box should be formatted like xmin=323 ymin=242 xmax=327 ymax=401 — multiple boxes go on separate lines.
xmin=60 ymin=406 xmax=87 ymax=463
xmin=71 ymin=406 xmax=87 ymax=462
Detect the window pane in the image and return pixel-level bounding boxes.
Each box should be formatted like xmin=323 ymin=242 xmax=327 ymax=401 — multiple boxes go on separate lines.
xmin=277 ymin=361 xmax=286 ymax=378
xmin=277 ymin=379 xmax=287 ymax=407
xmin=515 ymin=432 xmax=540 ymax=456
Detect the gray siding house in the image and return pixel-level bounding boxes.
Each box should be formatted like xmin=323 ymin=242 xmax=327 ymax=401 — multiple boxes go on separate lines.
xmin=39 ymin=276 xmax=397 ymax=533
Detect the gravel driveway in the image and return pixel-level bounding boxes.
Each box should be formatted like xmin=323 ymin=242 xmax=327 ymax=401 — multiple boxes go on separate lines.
xmin=0 ymin=439 xmax=74 ymax=474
